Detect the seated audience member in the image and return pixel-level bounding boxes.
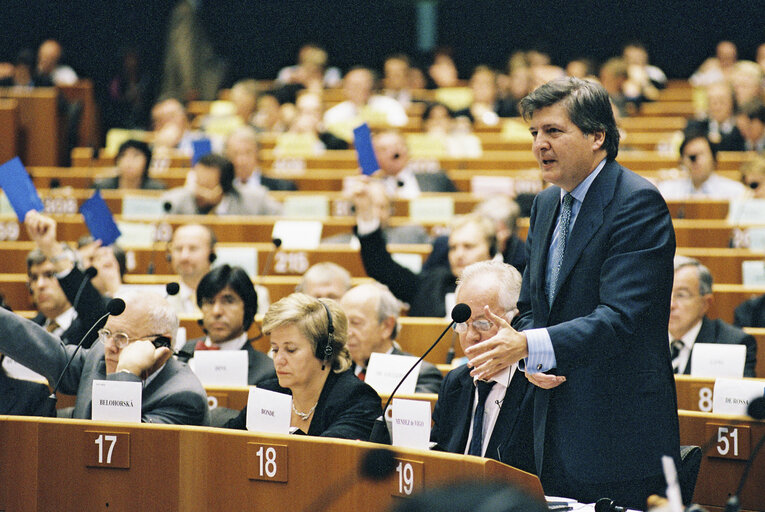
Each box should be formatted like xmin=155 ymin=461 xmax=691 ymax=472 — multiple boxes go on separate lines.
xmin=93 ymin=139 xmax=166 ymax=190
xmin=658 ymin=132 xmax=746 ymax=199
xmin=340 ymin=283 xmax=442 ymax=393
xmin=0 ymin=354 xmax=53 ymax=417
xmin=162 ymin=153 xmax=282 ymax=215
xmin=565 ymin=57 xmax=597 ymax=80
xmin=622 ymin=41 xmax=666 ymax=101
xmin=323 ymin=67 xmax=408 ymax=140
xmin=454 ymin=66 xmax=517 ymax=125
xmin=690 ymin=40 xmax=739 ymax=87
xmin=685 ymin=81 xmax=745 ymax=152
xmin=356 ymin=208 xmax=496 ymax=317
xmin=740 ymin=154 xmax=765 ymax=198
xmin=166 ymin=224 xmax=217 ymax=315
xmin=427 ymin=48 xmax=460 ymax=88
xmin=276 ymin=43 xmax=341 ymax=89
xmin=430 ymin=260 xmax=534 ymax=472
xmin=0 ymin=290 xmax=210 ymax=425
xmin=252 ymin=92 xmax=288 ymax=133
xmin=225 ymin=126 xmax=297 ymax=191
xmin=228 ymin=79 xmax=259 ymax=126
xmin=422 ymin=102 xmax=482 ymax=158
xmin=151 ymin=97 xmax=213 ymax=153
xmin=224 ymin=293 xmax=381 ymax=439
xmin=322 ymin=179 xmax=430 ymax=245
xmin=296 ymin=262 xmax=352 ymax=301
xmin=287 ymin=91 xmax=349 ymax=150
xmin=372 ymin=130 xmax=458 ymax=199
xmin=730 ymin=61 xmax=764 ymax=107
xmin=739 ymin=101 xmax=765 ymax=153
xmin=76 ymin=237 xmax=126 ymax=297
xmin=36 ymin=39 xmax=78 ymax=86
xmin=669 ymin=257 xmax=756 ymax=377
xmin=177 ymin=265 xmax=275 ymax=385
xmin=0 ymin=48 xmax=53 ymax=87
xmin=423 ymin=196 xmax=526 ymax=275
xmin=382 ymin=53 xmax=414 ymax=107
xmin=599 ymin=58 xmax=634 ymax=116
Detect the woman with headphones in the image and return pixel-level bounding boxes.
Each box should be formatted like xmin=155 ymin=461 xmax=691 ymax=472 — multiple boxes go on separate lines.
xmin=223 ymin=293 xmax=381 ymax=439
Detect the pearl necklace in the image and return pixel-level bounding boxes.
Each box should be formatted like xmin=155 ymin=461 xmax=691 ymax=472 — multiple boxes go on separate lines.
xmin=292 ymin=400 xmax=318 ymax=421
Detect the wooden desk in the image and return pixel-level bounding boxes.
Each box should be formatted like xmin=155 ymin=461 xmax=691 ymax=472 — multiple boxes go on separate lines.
xmin=675 ymin=375 xmax=765 ymax=412
xmin=0 ymin=88 xmax=60 ymax=166
xmin=0 ymin=416 xmax=542 ymax=512
xmin=0 ymin=98 xmax=18 ymax=164
xmin=678 ymin=410 xmax=765 ymax=511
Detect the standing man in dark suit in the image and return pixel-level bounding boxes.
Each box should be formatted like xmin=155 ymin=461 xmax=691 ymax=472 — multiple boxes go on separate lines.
xmin=178 ymin=264 xmax=275 ymax=386
xmin=464 ymin=78 xmax=680 ymax=509
xmin=373 ymin=130 xmax=458 ymax=198
xmin=430 ymin=261 xmax=534 ymax=473
xmin=225 ymin=126 xmax=298 ymax=191
xmin=340 ymin=282 xmax=442 ymax=393
xmin=670 ymin=257 xmax=757 ymax=377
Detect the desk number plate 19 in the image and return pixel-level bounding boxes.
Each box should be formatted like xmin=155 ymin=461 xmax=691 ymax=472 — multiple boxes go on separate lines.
xmin=705 ymin=423 xmax=751 ymax=460
xmin=84 ymin=431 xmax=130 ymax=469
xmin=247 ymin=443 xmax=288 ymax=482
xmin=392 ymin=458 xmax=424 ymax=497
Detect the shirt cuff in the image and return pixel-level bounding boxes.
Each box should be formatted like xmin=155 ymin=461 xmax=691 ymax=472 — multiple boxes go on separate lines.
xmin=356 ymin=217 xmax=381 ymax=236
xmin=521 ymin=328 xmax=556 ymax=373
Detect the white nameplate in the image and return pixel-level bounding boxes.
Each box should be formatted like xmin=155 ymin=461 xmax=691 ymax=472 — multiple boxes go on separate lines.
xmin=246 ymin=387 xmax=292 ymax=434
xmin=283 ymin=195 xmax=330 ymax=218
xmin=391 ymin=398 xmax=431 ymax=450
xmin=192 ymin=350 xmax=248 ymax=386
xmin=712 ymin=378 xmax=765 ymax=416
xmin=272 ymin=220 xmax=323 ymax=249
xmin=91 ymin=380 xmax=142 ymax=423
xmin=391 ymin=252 xmax=422 ymax=274
xmin=470 ymin=176 xmax=515 ymax=197
xmin=121 ymin=195 xmax=164 ymax=218
xmin=742 ymin=260 xmax=765 ymax=286
xmin=365 ymin=352 xmax=420 ymax=395
xmin=409 ymin=196 xmax=454 ymax=222
xmin=690 ymin=343 xmax=746 ymax=378
xmin=214 ymin=246 xmax=258 ymax=279
xmin=727 ymin=199 xmax=765 ymax=225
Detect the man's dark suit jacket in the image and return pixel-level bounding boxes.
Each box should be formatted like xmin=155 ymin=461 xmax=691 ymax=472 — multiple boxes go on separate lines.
xmin=430 ymin=365 xmax=535 ymax=474
xmin=224 ymin=369 xmax=381 ymax=440
xmin=351 ymin=348 xmax=443 ymax=394
xmin=685 ymin=118 xmax=746 ymax=152
xmin=261 ymin=175 xmax=298 ymax=191
xmin=422 ymin=234 xmax=527 ymax=275
xmin=31 ymin=311 xmax=90 ymax=347
xmin=180 ymin=337 xmax=276 ymax=385
xmin=734 ymin=294 xmax=765 ymax=329
xmin=0 ymin=370 xmax=55 ymax=417
xmin=413 ymin=171 xmax=458 ymax=193
xmin=684 ymin=316 xmax=757 ymax=377
xmin=56 ymin=266 xmax=113 ymax=348
xmin=516 ymin=160 xmax=680 ymax=495
xmin=358 ymin=227 xmax=456 ymax=317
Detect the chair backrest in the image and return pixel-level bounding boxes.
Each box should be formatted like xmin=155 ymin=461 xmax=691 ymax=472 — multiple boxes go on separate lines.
xmin=679 ymin=445 xmax=702 ymax=505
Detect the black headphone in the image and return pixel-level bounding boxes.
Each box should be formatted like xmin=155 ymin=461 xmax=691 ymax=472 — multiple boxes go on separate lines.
xmin=316 ymin=300 xmax=335 ymax=370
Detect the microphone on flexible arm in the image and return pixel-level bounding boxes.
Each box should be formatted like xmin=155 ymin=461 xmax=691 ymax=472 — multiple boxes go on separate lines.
xmin=47 ymin=298 xmax=126 ymax=411
xmin=71 ymin=267 xmax=98 ymax=312
xmin=724 ymin=396 xmax=765 ymax=512
xmin=445 ymin=331 xmax=458 ymax=364
xmin=148 ymin=201 xmax=173 ymax=274
xmin=260 ymin=238 xmax=282 ymax=277
xmin=370 ymin=303 xmax=472 ymax=444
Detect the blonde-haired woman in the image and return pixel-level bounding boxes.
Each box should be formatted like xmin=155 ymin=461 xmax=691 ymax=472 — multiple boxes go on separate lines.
xmin=224 ymin=293 xmax=381 ymax=439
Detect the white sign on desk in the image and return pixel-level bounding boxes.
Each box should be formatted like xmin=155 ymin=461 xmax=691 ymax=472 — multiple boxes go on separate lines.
xmin=91 ymin=380 xmax=142 ymax=423
xmin=192 ymin=350 xmax=248 ymax=386
xmin=391 ymin=398 xmax=431 ymax=450
xmin=365 ymin=352 xmax=420 ymax=395
xmin=272 ymin=220 xmax=323 ymax=249
xmin=713 ymin=378 xmax=765 ymax=416
xmin=246 ymin=387 xmax=292 ymax=434
xmin=690 ymin=343 xmax=746 ymax=378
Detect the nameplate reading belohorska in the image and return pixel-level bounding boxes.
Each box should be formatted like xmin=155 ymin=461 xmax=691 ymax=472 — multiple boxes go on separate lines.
xmin=246 ymin=387 xmax=292 ymax=434
xmin=91 ymin=380 xmax=142 ymax=423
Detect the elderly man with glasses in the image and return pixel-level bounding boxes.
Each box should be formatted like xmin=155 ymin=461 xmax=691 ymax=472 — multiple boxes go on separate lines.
xmin=429 ymin=260 xmax=534 ymax=473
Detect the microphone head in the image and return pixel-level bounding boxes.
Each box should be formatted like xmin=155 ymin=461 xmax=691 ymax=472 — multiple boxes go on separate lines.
xmin=107 ymin=298 xmax=126 ymax=316
xmin=84 ymin=267 xmax=98 ymax=279
xmin=359 ymin=448 xmax=396 ymax=481
xmin=163 ymin=201 xmax=172 ymax=213
xmin=272 ymin=237 xmax=282 ymax=248
xmin=594 ymin=498 xmax=612 ymax=512
xmin=451 ymin=303 xmax=471 ymax=324
xmin=165 ymin=282 xmax=180 ymax=296
xmin=748 ymin=396 xmax=765 ymax=420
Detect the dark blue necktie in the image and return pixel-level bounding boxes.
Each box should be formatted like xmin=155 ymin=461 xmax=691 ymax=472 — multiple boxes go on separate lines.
xmin=468 ymin=380 xmax=496 ymax=456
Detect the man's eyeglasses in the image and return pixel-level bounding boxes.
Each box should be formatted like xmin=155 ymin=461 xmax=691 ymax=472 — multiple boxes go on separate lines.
xmin=97 ymin=328 xmax=172 ymax=350
xmin=452 ymin=318 xmax=494 ymax=333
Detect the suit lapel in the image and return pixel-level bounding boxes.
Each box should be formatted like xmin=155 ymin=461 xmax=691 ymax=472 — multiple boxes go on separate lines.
xmin=532 ymin=190 xmax=560 ymax=319
xmin=487 ymin=370 xmax=528 ymax=459
xmin=447 ymin=369 xmax=476 ymax=453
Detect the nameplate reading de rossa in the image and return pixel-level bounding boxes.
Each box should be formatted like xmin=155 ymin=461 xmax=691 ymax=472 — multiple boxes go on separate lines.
xmin=247 ymin=443 xmax=288 ymax=482
xmin=705 ymin=423 xmax=751 ymax=460
xmin=84 ymin=431 xmax=130 ymax=469
xmin=391 ymin=458 xmax=423 ymax=497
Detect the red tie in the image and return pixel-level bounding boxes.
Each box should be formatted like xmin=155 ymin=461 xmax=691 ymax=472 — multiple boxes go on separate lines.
xmin=195 ymin=340 xmax=220 ymax=351
xmin=357 ymin=369 xmax=366 ymax=381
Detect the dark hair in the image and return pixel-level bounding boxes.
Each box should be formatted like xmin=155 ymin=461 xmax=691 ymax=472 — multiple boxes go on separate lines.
xmin=196 ymin=264 xmax=257 ymax=330
xmin=196 ymin=153 xmax=235 ymax=194
xmin=743 ymin=100 xmax=765 ymax=123
xmin=422 ymin=102 xmax=454 ymax=121
xmin=679 ymin=131 xmax=717 ymax=162
xmin=520 ymin=77 xmax=620 ymax=160
xmin=76 ymin=236 xmax=127 ymax=278
xmin=116 ymin=139 xmax=152 ymax=182
xmin=26 ymin=249 xmax=48 ymax=273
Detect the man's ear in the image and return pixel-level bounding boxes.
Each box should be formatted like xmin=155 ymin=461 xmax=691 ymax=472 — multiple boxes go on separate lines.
xmin=380 ymin=316 xmax=397 ymax=340
xmin=591 ymin=130 xmax=606 ymax=151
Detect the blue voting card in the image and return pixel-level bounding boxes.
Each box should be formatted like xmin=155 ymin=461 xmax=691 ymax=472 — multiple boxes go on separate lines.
xmin=353 ymin=124 xmax=380 ymax=176
xmin=192 ymin=138 xmax=213 ymax=166
xmin=80 ymin=190 xmax=121 ymax=246
xmin=0 ymin=157 xmax=44 ymax=221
